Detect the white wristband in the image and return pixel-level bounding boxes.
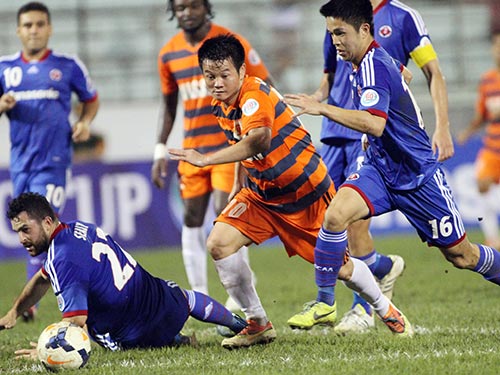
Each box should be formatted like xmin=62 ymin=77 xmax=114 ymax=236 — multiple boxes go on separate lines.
xmin=153 ymin=143 xmax=167 ymax=160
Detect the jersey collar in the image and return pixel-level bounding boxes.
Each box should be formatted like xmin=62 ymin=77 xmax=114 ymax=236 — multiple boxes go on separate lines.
xmin=373 ymin=0 xmax=389 ymax=14
xmin=50 ymin=222 xmax=68 ymax=241
xmin=21 ymin=49 xmax=51 ymax=63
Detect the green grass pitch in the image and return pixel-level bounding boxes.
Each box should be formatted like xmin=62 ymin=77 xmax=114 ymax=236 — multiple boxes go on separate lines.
xmin=0 ymin=231 xmax=498 ymax=374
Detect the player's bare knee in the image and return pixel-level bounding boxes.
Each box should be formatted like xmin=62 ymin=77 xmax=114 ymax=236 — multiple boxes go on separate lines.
xmin=323 ymin=209 xmax=348 ymax=232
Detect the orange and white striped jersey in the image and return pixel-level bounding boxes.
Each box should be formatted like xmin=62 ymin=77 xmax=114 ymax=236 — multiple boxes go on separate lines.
xmin=158 ymin=23 xmax=270 ymax=153
xmin=476 ymin=69 xmax=500 ymax=155
xmin=212 ymin=76 xmax=333 ymax=214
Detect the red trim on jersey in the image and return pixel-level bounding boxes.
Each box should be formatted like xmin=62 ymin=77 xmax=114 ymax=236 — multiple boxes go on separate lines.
xmin=373 ymin=0 xmax=389 ymax=14
xmin=21 ymin=49 xmax=51 ymax=63
xmin=366 ymin=108 xmax=388 ymax=119
xmin=50 ymin=223 xmax=68 ymax=241
xmin=62 ymin=310 xmax=88 ymax=318
xmin=83 ymin=94 xmax=99 ymax=103
xmin=428 ymin=233 xmax=467 ymax=249
xmin=340 ymin=184 xmax=375 ymax=217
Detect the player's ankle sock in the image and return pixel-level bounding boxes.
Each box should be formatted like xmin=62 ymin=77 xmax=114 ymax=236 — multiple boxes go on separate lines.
xmin=352 ymin=293 xmax=373 ymax=315
xmin=185 ymin=290 xmax=235 ymax=326
xmin=356 ymin=249 xmax=393 ymax=279
xmin=474 ymin=244 xmax=500 ymax=285
xmin=314 ymin=227 xmax=347 ymax=306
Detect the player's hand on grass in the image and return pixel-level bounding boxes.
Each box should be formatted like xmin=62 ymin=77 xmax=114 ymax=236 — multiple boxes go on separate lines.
xmin=14 ymin=342 xmax=38 ymax=361
xmin=0 ymin=310 xmax=18 ymax=330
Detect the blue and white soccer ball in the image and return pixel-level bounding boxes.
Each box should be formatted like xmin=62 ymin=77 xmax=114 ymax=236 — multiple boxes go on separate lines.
xmin=37 ymin=321 xmax=91 ymax=371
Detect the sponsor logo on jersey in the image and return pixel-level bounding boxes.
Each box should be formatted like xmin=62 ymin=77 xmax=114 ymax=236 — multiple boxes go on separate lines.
xmin=378 ymin=25 xmax=392 ymax=38
xmin=242 ymin=98 xmax=259 ymax=116
xmin=346 ymin=173 xmax=360 ymax=181
xmin=360 ymin=89 xmax=379 ymax=107
xmin=50 ymin=68 xmax=62 ymax=81
xmin=9 ymin=88 xmax=60 ymax=101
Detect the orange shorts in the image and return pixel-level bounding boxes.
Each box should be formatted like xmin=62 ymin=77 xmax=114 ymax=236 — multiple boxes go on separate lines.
xmin=476 ymin=149 xmax=500 ymax=183
xmin=216 ymin=185 xmax=337 ymax=264
xmin=177 ymin=160 xmax=235 ymax=199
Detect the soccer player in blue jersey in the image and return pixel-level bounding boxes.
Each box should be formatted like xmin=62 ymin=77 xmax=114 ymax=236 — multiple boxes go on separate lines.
xmin=285 ymin=0 xmax=500 ymax=334
xmin=0 ymin=192 xmax=247 ymax=357
xmin=287 ymin=0 xmax=454 ymax=334
xmin=0 ymin=2 xmax=99 ymax=321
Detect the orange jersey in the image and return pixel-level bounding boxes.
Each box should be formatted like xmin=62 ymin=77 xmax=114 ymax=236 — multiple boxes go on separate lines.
xmin=476 ymin=69 xmax=500 ymax=155
xmin=213 ymin=76 xmax=333 ymax=214
xmin=158 ymin=23 xmax=270 ymax=153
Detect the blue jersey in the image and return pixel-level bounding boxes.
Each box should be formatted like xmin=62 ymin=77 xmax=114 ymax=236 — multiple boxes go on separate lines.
xmin=321 ymin=0 xmax=436 ymax=141
xmin=373 ymin=0 xmax=433 ymax=67
xmin=41 ymin=221 xmax=189 ymax=350
xmin=352 ymin=42 xmax=437 ymax=191
xmin=0 ymin=50 xmax=97 ymax=173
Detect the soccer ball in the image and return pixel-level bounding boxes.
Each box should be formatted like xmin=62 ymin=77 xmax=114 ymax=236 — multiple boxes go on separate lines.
xmin=37 ymin=321 xmax=91 ymax=371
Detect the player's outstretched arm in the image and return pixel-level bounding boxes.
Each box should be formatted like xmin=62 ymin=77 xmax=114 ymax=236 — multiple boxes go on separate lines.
xmin=169 ymin=127 xmax=272 ymax=167
xmin=0 ymin=270 xmax=50 ymax=331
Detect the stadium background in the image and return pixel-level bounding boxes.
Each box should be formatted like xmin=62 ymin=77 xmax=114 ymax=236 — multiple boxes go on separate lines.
xmin=0 ymin=0 xmax=498 ymax=257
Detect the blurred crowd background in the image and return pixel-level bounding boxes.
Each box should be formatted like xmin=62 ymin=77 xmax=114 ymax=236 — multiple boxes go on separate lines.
xmin=0 ymin=0 xmax=499 ymax=162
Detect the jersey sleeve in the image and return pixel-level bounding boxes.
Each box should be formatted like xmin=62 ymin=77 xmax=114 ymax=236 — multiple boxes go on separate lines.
xmin=323 ymin=30 xmax=337 ymax=73
xmin=235 ymin=34 xmax=270 ymax=81
xmin=240 ymin=90 xmax=274 ymax=135
xmin=157 ymin=47 xmax=178 ymax=95
xmin=358 ymin=60 xmax=391 ymax=120
xmin=402 ymin=11 xmax=438 ymax=68
xmin=47 ymin=240 xmax=91 ymax=318
xmin=70 ymin=57 xmax=98 ymax=102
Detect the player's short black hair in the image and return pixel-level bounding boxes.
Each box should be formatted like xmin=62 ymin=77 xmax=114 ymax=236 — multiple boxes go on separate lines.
xmin=166 ymin=0 xmax=214 ymax=21
xmin=7 ymin=192 xmax=56 ymax=222
xmin=198 ymin=34 xmax=245 ymax=71
xmin=17 ymin=2 xmax=51 ymax=25
xmin=319 ymin=0 xmax=373 ymax=36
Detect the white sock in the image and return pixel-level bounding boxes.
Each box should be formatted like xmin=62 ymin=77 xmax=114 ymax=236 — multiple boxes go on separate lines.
xmin=182 ymin=225 xmax=208 ymax=294
xmin=478 ymin=189 xmax=500 ymax=245
xmin=214 ymin=250 xmax=267 ymax=321
xmin=343 ymin=258 xmax=390 ymax=317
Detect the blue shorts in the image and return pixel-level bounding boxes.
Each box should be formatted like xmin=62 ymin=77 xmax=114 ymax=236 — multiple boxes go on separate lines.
xmin=320 ymin=139 xmax=365 ymax=189
xmin=342 ymin=164 xmax=466 ymax=248
xmin=11 ymin=168 xmax=68 ymax=214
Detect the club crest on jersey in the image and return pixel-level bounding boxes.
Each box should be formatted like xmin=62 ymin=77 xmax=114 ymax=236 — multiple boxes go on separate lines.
xmin=242 ymin=98 xmax=259 ymax=116
xmin=360 ymin=89 xmax=379 ymax=107
xmin=50 ymin=69 xmax=62 ymax=81
xmin=248 ymin=49 xmax=262 ymax=65
xmin=57 ymin=294 xmax=66 ymax=311
xmin=378 ymin=25 xmax=392 ymax=38
xmin=346 ymin=173 xmax=360 ymax=181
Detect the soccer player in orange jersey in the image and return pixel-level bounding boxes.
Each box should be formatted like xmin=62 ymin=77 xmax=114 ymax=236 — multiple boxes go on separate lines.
xmin=152 ymin=0 xmax=272 ymax=308
xmin=459 ymin=29 xmax=500 ymax=249
xmin=169 ymin=34 xmax=412 ymax=349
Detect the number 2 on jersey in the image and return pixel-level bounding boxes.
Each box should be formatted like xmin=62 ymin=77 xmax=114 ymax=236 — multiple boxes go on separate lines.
xmin=91 ymin=242 xmax=137 ymax=291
